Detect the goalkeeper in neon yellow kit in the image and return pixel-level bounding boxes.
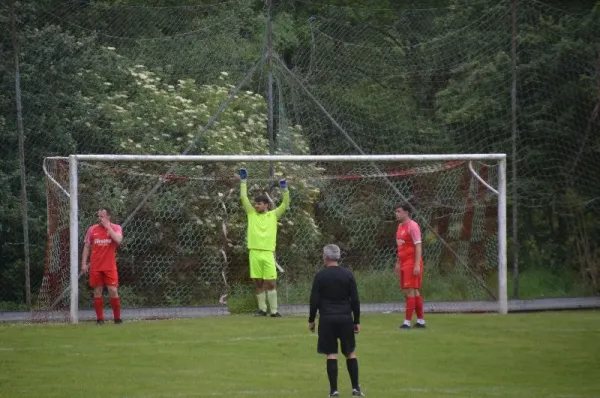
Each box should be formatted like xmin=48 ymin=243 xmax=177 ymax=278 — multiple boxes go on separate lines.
xmin=238 ymin=168 xmax=290 ymax=317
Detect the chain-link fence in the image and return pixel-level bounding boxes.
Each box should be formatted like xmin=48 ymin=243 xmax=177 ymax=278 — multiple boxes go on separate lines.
xmin=1 ymin=0 xmax=599 ymax=318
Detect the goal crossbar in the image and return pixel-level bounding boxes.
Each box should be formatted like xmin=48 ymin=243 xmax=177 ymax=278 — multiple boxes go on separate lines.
xmin=53 ymin=153 xmax=507 ymax=323
xmin=50 ymin=154 xmax=507 ymax=162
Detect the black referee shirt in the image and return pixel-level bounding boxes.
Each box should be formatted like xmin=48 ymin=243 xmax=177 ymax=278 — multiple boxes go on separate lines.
xmin=308 ymin=265 xmax=360 ymax=324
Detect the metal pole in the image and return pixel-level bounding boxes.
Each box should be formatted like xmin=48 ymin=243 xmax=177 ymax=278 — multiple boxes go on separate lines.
xmin=8 ymin=0 xmax=31 ymax=306
xmin=498 ymin=158 xmax=508 ymax=314
xmin=266 ymin=0 xmax=275 ymax=186
xmin=511 ymin=0 xmax=519 ymax=299
xmin=69 ymin=155 xmax=79 ymax=324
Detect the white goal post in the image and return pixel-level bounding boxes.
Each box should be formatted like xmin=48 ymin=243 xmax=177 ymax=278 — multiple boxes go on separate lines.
xmin=47 ymin=153 xmax=507 ymax=323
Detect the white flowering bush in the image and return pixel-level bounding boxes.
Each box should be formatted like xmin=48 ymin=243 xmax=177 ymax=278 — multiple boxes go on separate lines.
xmin=72 ymin=55 xmax=326 ymax=303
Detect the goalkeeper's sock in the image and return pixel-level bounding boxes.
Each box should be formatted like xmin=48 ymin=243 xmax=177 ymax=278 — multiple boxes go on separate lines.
xmin=93 ymin=297 xmax=104 ymax=321
xmin=346 ymin=358 xmax=360 ymax=390
xmin=405 ymin=296 xmax=416 ymax=323
xmin=110 ymin=297 xmax=121 ymax=321
xmin=415 ymin=295 xmax=425 ymax=321
xmin=327 ymin=359 xmax=338 ymax=393
xmin=256 ymin=292 xmax=267 ymax=312
xmin=267 ymin=290 xmax=278 ymax=314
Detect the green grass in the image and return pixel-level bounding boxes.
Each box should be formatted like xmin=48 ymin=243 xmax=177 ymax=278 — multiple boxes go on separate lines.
xmin=1 ymin=312 xmax=599 ymax=397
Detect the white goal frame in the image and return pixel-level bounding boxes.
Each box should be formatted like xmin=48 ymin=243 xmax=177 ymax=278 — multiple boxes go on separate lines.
xmin=54 ymin=153 xmax=507 ymax=323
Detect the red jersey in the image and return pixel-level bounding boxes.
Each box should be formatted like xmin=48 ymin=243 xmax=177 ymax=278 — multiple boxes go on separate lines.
xmin=396 ymin=219 xmax=423 ymax=269
xmin=85 ymin=223 xmax=122 ymax=271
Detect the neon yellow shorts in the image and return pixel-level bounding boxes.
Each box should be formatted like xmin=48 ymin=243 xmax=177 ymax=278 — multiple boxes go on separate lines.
xmin=249 ymin=250 xmax=277 ymax=280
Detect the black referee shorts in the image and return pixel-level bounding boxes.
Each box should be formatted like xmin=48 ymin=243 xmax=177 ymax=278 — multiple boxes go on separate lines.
xmin=317 ymin=315 xmax=356 ymax=355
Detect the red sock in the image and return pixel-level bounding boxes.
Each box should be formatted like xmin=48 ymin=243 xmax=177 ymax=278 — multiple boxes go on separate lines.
xmin=110 ymin=297 xmax=121 ymax=321
xmin=415 ymin=295 xmax=424 ymax=320
xmin=93 ymin=297 xmax=104 ymax=321
xmin=405 ymin=296 xmax=416 ymax=322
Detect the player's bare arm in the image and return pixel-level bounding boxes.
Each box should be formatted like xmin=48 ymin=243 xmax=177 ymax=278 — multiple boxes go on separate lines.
xmin=81 ymin=241 xmax=91 ymax=274
xmin=413 ymin=242 xmax=422 ymax=276
xmin=102 ymin=220 xmax=123 ymax=245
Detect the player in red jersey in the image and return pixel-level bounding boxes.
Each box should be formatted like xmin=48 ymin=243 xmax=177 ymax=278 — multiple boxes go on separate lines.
xmin=81 ymin=207 xmax=124 ymax=325
xmin=394 ymin=203 xmax=426 ymax=329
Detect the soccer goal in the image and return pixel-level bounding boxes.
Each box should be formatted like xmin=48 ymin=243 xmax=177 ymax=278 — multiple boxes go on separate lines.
xmin=41 ymin=154 xmax=507 ymax=323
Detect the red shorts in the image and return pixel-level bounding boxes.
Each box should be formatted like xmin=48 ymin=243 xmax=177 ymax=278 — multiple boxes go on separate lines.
xmin=399 ymin=268 xmax=422 ymax=289
xmin=89 ymin=269 xmax=119 ymax=288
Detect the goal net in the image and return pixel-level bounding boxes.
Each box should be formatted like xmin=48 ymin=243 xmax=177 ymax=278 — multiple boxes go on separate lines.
xmin=39 ymin=154 xmax=506 ymax=323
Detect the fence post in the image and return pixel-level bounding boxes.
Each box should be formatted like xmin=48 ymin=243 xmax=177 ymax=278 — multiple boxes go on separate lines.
xmin=8 ymin=0 xmax=31 ymax=306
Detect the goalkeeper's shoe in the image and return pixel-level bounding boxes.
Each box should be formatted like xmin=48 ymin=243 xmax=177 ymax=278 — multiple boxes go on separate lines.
xmin=352 ymin=388 xmax=365 ymax=396
xmin=414 ymin=322 xmax=426 ymax=329
xmin=328 ymin=391 xmax=339 ymax=397
xmin=114 ymin=319 xmax=123 ymax=325
xmin=96 ymin=320 xmax=104 ymax=325
xmin=254 ymin=309 xmax=267 ymax=316
xmin=270 ymin=312 xmax=283 ymax=318
xmin=399 ymin=324 xmax=411 ymax=330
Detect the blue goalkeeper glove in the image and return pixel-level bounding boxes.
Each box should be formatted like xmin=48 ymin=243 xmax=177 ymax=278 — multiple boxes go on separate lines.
xmin=238 ymin=168 xmax=247 ymax=181
xmin=279 ymin=179 xmax=288 ymax=190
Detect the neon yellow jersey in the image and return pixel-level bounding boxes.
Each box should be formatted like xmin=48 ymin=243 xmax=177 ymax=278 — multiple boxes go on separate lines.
xmin=240 ymin=182 xmax=290 ymax=251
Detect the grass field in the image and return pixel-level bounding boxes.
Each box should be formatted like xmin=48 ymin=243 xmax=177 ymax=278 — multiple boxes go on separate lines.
xmin=1 ymin=312 xmax=599 ymax=398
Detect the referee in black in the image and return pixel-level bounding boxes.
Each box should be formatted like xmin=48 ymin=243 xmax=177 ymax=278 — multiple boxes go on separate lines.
xmin=308 ymin=244 xmax=364 ymax=397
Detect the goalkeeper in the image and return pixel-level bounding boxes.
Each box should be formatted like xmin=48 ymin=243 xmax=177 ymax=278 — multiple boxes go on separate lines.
xmin=238 ymin=168 xmax=290 ymax=317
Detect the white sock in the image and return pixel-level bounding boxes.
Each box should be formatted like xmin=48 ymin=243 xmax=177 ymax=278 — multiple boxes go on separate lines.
xmin=266 ymin=290 xmax=278 ymax=314
xmin=256 ymin=292 xmax=267 ymax=312
xmin=403 ymin=320 xmax=411 ymax=326
xmin=417 ymin=319 xmax=425 ymax=325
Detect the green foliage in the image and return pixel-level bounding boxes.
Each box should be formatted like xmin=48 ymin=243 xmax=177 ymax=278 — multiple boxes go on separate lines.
xmin=0 ymin=301 xmax=30 ymax=311
xmin=1 ymin=0 xmax=599 ymax=308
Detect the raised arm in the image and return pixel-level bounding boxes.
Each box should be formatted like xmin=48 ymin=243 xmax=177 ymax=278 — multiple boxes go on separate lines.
xmin=273 ymin=179 xmax=290 ymax=218
xmin=238 ymin=168 xmax=254 ymax=214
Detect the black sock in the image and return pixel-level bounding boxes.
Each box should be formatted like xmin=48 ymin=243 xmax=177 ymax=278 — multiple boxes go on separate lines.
xmin=327 ymin=359 xmax=338 ymax=392
xmin=346 ymin=358 xmax=359 ymax=390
